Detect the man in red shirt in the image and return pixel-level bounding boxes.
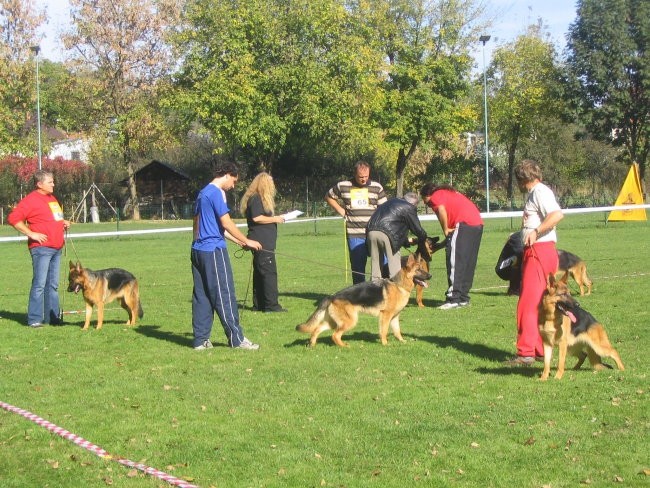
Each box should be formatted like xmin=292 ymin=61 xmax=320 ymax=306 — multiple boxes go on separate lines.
xmin=420 ymin=183 xmax=483 ymax=310
xmin=8 ymin=170 xmax=71 ymax=327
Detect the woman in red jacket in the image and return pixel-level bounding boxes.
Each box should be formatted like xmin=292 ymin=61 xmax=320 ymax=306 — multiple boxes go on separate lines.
xmin=420 ymin=183 xmax=483 ymax=310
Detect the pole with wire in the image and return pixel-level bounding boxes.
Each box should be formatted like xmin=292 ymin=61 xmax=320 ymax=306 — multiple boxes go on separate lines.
xmin=30 ymin=45 xmax=43 ymax=170
xmin=479 ymin=34 xmax=491 ymax=213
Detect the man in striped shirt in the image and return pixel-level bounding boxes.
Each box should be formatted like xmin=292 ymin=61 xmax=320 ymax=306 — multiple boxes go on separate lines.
xmin=326 ymin=161 xmax=387 ymax=284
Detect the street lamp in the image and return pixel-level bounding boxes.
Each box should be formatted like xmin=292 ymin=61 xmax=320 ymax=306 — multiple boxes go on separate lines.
xmin=479 ymin=34 xmax=490 ymax=213
xmin=30 ymin=45 xmax=42 ymax=170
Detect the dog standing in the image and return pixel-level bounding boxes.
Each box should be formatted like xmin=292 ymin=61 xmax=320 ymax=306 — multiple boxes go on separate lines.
xmin=557 ymin=250 xmax=592 ymax=296
xmin=67 ymin=261 xmax=143 ymax=330
xmin=538 ymin=273 xmax=624 ymax=381
xmin=495 ymin=232 xmax=593 ymax=296
xmin=296 ymin=254 xmax=431 ymax=347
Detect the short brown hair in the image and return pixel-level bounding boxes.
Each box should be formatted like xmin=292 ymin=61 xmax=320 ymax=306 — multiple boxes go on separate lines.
xmin=514 ymin=159 xmax=542 ymax=184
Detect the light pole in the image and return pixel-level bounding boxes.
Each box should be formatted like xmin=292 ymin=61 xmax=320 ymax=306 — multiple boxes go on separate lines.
xmin=479 ymin=34 xmax=490 ymax=213
xmin=30 ymin=45 xmax=43 ymax=170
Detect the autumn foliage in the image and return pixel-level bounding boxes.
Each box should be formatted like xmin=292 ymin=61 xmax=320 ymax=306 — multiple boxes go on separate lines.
xmin=0 ymin=156 xmax=93 ymax=207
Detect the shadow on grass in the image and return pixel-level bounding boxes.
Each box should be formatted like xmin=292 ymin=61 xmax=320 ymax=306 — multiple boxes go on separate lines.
xmin=411 ymin=333 xmax=511 ymax=360
xmin=0 ymin=309 xmax=80 ymax=328
xmin=472 ymin=289 xmax=511 ymax=297
xmin=0 ymin=309 xmax=26 ymax=325
xmin=135 ymin=324 xmax=194 ymax=348
xmin=286 ymin=330 xmax=381 ymax=348
xmin=474 ymin=365 xmax=541 ymax=377
xmin=279 ymin=291 xmax=333 ymax=305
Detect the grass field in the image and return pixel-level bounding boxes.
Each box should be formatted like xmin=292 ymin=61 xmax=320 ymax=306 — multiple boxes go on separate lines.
xmin=1 ymin=213 xmax=648 ymax=487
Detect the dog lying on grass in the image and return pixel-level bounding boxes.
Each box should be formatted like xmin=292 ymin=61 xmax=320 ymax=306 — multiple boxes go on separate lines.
xmin=296 ymin=254 xmax=431 ymax=347
xmin=538 ymin=272 xmax=624 ymax=381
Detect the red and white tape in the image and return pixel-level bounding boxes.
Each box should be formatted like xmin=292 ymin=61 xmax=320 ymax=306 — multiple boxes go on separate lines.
xmin=0 ymin=401 xmax=199 ymax=488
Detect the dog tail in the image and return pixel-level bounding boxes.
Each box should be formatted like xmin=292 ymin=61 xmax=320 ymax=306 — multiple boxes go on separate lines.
xmin=296 ymin=298 xmax=331 ymax=333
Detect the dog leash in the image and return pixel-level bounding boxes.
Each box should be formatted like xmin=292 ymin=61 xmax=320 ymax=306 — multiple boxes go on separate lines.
xmin=233 ymin=247 xmax=370 ymax=282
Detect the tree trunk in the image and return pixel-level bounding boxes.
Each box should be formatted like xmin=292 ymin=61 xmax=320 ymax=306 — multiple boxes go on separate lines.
xmin=506 ymin=124 xmax=521 ymax=207
xmin=395 ymin=140 xmax=419 ymax=197
xmin=123 ymin=134 xmax=140 ymax=220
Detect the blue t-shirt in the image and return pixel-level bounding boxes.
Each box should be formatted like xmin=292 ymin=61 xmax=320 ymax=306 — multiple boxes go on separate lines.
xmin=192 ymin=183 xmax=229 ymax=251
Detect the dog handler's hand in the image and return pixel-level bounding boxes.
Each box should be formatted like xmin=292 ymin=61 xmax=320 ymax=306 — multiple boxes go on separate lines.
xmin=28 ymin=231 xmax=48 ymax=244
xmin=244 ymin=238 xmax=262 ymax=251
xmin=524 ymin=228 xmax=539 ymax=247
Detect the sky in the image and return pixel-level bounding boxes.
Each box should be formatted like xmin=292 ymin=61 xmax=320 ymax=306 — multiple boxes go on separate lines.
xmin=34 ymin=0 xmax=580 ymax=67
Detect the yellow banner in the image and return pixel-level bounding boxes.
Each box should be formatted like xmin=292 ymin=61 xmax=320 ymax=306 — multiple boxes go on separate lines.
xmin=608 ymin=163 xmax=647 ymax=221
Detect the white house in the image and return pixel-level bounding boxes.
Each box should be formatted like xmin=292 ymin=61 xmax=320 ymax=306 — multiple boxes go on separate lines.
xmin=48 ymin=137 xmax=91 ymax=163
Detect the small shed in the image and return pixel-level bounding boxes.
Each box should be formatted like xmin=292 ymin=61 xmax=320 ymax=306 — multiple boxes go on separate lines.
xmin=125 ymin=160 xmax=192 ymax=219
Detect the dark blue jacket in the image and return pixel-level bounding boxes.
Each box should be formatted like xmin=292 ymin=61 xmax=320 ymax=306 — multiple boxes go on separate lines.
xmin=366 ymin=198 xmax=427 ymax=254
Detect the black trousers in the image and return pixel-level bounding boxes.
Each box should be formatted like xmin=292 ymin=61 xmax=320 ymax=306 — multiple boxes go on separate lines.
xmin=252 ymin=249 xmax=281 ymax=311
xmin=445 ymin=223 xmax=483 ymax=304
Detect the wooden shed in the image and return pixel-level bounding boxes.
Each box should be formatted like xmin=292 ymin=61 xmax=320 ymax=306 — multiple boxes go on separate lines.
xmin=125 ymin=160 xmax=192 ymax=219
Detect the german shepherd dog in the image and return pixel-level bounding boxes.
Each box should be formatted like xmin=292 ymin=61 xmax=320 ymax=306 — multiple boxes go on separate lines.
xmin=557 ymin=250 xmax=592 ymax=296
xmin=538 ymin=273 xmax=624 ymax=381
xmin=403 ymin=236 xmax=446 ymax=307
xmin=67 ymin=261 xmax=143 ymax=330
xmin=296 ymin=254 xmax=431 ymax=347
xmin=496 ymin=232 xmax=593 ymax=296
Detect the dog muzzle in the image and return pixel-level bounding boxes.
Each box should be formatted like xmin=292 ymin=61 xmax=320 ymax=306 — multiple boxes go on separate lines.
xmin=556 ymin=303 xmax=577 ymax=323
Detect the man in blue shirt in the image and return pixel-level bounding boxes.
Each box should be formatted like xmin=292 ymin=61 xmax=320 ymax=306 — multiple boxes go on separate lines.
xmin=191 ymin=162 xmax=262 ymax=350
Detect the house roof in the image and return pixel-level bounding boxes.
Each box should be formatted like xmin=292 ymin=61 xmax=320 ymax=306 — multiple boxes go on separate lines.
xmin=121 ymin=160 xmax=191 ymax=185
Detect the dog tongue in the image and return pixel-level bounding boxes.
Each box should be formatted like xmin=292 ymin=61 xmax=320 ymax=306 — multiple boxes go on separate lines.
xmin=567 ymin=310 xmax=577 ymax=323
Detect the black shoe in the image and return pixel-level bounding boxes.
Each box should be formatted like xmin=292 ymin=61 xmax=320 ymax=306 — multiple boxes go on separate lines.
xmin=264 ymin=307 xmax=288 ymax=313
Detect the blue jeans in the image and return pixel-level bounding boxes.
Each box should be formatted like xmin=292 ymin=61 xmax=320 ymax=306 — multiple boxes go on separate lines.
xmin=28 ymin=246 xmax=62 ymax=325
xmin=348 ymin=237 xmax=368 ymax=284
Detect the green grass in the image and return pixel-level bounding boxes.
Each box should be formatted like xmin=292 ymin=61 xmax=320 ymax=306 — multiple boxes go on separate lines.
xmin=1 ymin=214 xmax=648 ymax=487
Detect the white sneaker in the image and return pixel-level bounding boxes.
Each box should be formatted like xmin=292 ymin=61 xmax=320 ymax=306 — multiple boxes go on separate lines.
xmin=194 ymin=339 xmax=213 ymax=350
xmin=438 ymin=302 xmax=460 ymax=310
xmin=235 ymin=338 xmax=260 ymax=350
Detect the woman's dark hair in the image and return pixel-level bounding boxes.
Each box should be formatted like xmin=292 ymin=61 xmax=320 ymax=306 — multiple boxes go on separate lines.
xmin=420 ymin=183 xmax=455 ymax=199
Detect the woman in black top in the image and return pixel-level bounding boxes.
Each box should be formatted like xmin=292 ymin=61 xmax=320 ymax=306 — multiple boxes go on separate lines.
xmin=240 ymin=172 xmax=287 ymax=312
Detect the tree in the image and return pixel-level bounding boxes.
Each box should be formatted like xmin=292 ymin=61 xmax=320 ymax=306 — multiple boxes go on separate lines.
xmin=0 ymin=0 xmax=45 ymax=155
xmin=487 ymin=28 xmax=563 ymax=201
xmin=352 ymin=0 xmax=485 ymax=196
xmin=63 ymin=0 xmax=181 ymax=219
xmin=567 ymin=0 xmax=650 ymax=193
xmin=173 ymin=0 xmax=384 ymax=175
xmin=38 ymin=60 xmax=104 ymax=134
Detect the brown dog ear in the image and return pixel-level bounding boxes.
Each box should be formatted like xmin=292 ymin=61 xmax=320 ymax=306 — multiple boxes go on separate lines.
xmin=69 ymin=260 xmax=75 ymax=269
xmin=559 ymin=270 xmax=569 ymax=284
xmin=547 ymin=273 xmax=556 ymax=291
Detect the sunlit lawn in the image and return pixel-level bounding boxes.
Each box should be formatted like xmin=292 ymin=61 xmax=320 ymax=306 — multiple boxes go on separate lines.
xmin=1 ymin=214 xmax=648 ymax=487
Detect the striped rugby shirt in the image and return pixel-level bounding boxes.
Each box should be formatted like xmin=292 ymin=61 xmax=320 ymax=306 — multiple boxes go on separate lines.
xmin=327 ymin=179 xmax=387 ymax=238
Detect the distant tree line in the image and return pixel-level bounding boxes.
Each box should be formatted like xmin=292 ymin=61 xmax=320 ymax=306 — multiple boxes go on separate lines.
xmin=0 ymin=0 xmax=647 ymax=218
